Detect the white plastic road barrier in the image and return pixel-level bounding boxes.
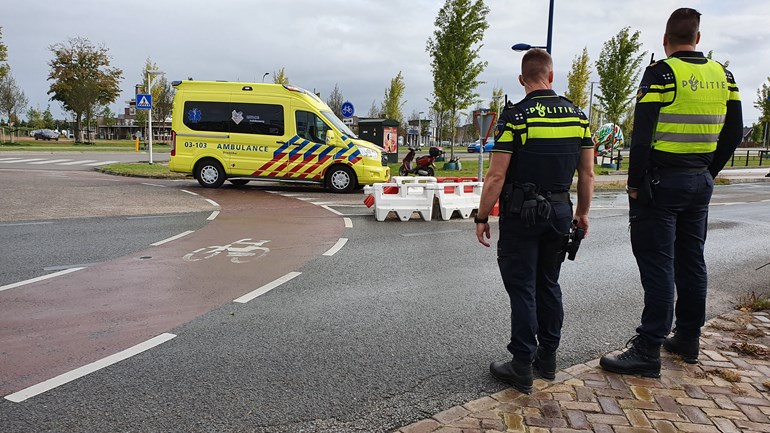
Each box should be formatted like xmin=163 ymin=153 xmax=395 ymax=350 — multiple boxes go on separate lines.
xmin=364 ymin=176 xmax=437 ymax=221
xmin=432 ymin=181 xmax=484 ymax=221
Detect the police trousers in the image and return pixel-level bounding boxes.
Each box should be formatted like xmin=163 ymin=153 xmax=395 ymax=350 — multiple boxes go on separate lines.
xmin=497 ymin=201 xmax=572 ymax=362
xmin=630 ymin=171 xmax=714 ymax=344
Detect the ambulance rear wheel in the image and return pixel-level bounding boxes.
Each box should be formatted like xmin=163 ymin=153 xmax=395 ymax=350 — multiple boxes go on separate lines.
xmin=196 ymin=159 xmax=225 ymax=188
xmin=325 ymin=165 xmax=357 ymax=193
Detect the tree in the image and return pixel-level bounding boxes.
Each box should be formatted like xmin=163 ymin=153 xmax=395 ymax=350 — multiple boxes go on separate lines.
xmin=367 ymin=100 xmax=381 ymax=118
xmin=273 ymin=68 xmax=289 ymax=85
xmin=47 ymin=37 xmax=123 ymax=142
xmin=755 ymin=77 xmax=770 ymax=147
xmin=326 ymin=83 xmax=344 ymax=119
xmin=0 ymin=73 xmax=27 ymax=125
xmin=426 ymin=0 xmax=489 ymax=159
xmin=42 ymin=105 xmax=55 ymax=129
xmin=26 ymin=106 xmax=44 ymax=129
xmin=153 ymin=77 xmax=174 ymax=125
xmin=100 ymin=106 xmax=116 ymax=127
xmin=381 ymin=71 xmax=406 ymax=126
xmin=0 ymin=27 xmax=8 ymax=80
xmin=565 ymin=47 xmax=591 ymax=110
xmin=490 ymin=86 xmax=504 ymax=114
xmin=595 ymin=27 xmax=646 ymax=126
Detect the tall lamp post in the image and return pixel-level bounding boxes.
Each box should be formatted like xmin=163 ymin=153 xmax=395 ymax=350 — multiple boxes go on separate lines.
xmin=512 ymin=0 xmax=555 ymax=54
xmin=588 ymin=81 xmax=599 ymax=128
xmin=262 ymin=72 xmax=269 ymax=83
xmin=146 ymin=69 xmax=164 ymax=164
xmin=418 ymin=111 xmax=424 ymax=147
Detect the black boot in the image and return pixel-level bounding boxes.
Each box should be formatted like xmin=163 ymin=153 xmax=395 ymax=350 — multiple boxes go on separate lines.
xmin=663 ymin=331 xmax=699 ymax=364
xmin=490 ymin=358 xmax=533 ymax=394
xmin=600 ymin=335 xmax=661 ymax=378
xmin=532 ymin=347 xmax=556 ymax=380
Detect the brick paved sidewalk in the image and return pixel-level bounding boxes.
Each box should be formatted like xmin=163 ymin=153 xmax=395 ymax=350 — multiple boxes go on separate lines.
xmin=396 ymin=310 xmax=770 ymax=433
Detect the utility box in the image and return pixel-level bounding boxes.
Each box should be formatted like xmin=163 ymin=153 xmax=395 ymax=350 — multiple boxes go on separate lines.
xmin=358 ymin=118 xmax=400 ymax=164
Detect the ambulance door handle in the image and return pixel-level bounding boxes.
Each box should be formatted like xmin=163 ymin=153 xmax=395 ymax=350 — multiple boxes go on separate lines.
xmin=275 ymin=140 xmax=286 ymax=144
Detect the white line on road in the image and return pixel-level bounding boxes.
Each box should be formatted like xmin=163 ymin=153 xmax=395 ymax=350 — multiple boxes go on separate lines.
xmin=126 ymin=214 xmax=184 ymax=220
xmin=321 ymin=205 xmax=344 ymax=216
xmin=141 ymin=182 xmax=166 ymax=188
xmin=0 ymin=221 xmax=53 ymax=227
xmin=28 ymin=159 xmax=72 ymax=165
xmin=84 ymin=160 xmax=120 ymax=166
xmin=151 ymin=230 xmax=194 ymax=246
xmin=0 ymin=267 xmax=85 ymax=293
xmin=0 ymin=157 xmax=21 ymax=161
xmin=0 ymin=158 xmax=45 ymax=164
xmin=181 ymin=189 xmax=198 ymax=196
xmin=205 ymin=199 xmax=219 ymax=207
xmin=323 ymin=238 xmax=348 ymax=256
xmin=4 ymin=333 xmax=177 ymax=403
xmin=344 ymin=218 xmax=353 ymax=228
xmin=207 ymin=210 xmax=220 ymax=221
xmin=57 ymin=159 xmax=97 ymax=165
xmin=401 ymin=230 xmax=464 ymax=237
xmin=233 ymin=272 xmax=302 ymax=303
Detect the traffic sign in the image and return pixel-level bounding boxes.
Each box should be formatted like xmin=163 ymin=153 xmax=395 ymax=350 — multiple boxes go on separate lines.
xmin=136 ymin=94 xmax=153 ymax=110
xmin=341 ymin=101 xmax=355 ymax=118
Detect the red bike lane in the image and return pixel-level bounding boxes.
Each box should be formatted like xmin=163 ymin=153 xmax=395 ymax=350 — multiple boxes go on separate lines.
xmin=0 ymin=186 xmax=344 ymax=397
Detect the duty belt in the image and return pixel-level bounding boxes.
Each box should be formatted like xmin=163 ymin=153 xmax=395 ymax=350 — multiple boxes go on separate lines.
xmin=545 ymin=191 xmax=570 ymax=202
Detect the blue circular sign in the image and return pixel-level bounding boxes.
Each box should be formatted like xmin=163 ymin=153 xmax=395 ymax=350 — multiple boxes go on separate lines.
xmin=341 ymin=101 xmax=355 ymax=118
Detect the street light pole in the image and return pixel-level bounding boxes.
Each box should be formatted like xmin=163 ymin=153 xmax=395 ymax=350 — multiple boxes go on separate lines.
xmin=262 ymin=72 xmax=269 ymax=83
xmin=146 ymin=69 xmax=164 ymax=164
xmin=418 ymin=111 xmax=424 ymax=147
xmin=512 ymin=0 xmax=555 ymax=54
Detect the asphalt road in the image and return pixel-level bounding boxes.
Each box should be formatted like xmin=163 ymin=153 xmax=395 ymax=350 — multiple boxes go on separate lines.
xmin=0 ymin=162 xmax=769 ymax=432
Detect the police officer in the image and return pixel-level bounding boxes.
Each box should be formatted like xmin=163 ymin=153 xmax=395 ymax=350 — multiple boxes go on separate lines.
xmin=600 ymin=8 xmax=743 ymax=377
xmin=476 ymin=49 xmax=594 ymax=393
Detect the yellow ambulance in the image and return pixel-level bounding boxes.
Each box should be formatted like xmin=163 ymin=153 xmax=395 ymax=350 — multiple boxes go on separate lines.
xmin=168 ymin=81 xmax=390 ymax=193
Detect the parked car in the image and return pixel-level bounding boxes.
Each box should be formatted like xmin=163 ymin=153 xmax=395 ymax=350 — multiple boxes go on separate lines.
xmin=34 ymin=129 xmax=60 ymax=141
xmin=29 ymin=129 xmax=43 ymax=137
xmin=467 ymin=138 xmax=495 ymax=153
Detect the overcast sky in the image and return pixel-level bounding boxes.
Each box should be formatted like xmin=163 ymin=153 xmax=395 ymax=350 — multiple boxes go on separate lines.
xmin=3 ymin=0 xmax=770 ymax=126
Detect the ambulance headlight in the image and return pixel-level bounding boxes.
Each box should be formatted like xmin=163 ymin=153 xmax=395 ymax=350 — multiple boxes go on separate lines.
xmin=358 ymin=147 xmax=380 ymax=159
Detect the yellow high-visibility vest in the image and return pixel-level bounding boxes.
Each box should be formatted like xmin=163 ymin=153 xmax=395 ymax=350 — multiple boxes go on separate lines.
xmin=652 ymin=57 xmax=730 ymax=154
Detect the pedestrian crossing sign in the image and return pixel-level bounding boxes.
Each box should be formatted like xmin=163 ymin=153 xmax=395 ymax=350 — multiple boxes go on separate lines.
xmin=136 ymin=94 xmax=152 ymax=110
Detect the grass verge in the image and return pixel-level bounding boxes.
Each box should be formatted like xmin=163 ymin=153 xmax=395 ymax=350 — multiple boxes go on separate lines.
xmin=98 ymin=162 xmax=188 ymax=179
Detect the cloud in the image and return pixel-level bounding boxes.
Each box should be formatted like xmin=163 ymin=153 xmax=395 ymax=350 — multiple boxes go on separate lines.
xmin=2 ymin=0 xmax=768 ymax=125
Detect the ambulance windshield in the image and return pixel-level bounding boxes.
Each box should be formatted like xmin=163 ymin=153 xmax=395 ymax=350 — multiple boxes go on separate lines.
xmin=321 ymin=111 xmax=357 ymax=139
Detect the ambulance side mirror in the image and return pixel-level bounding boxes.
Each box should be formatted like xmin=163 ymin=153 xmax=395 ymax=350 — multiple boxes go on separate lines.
xmin=325 ymin=129 xmax=339 ymax=145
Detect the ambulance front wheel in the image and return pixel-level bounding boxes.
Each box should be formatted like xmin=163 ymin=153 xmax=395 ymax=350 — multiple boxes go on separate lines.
xmin=325 ymin=165 xmax=357 ymax=193
xmin=195 ymin=159 xmax=226 ymax=188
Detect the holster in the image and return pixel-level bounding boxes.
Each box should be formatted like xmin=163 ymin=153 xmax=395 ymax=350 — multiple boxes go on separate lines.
xmin=503 ymin=182 xmax=551 ymax=226
xmin=636 ymin=170 xmax=657 ymax=206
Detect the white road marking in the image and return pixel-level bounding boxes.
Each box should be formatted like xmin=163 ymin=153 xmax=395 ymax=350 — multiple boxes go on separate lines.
xmin=205 ymin=199 xmax=219 ymax=207
xmin=0 ymin=267 xmax=85 ymax=293
xmin=295 ymin=197 xmax=314 ymax=201
xmin=207 ymin=210 xmax=220 ymax=221
xmin=84 ymin=160 xmax=120 ymax=166
xmin=0 ymin=158 xmax=45 ymax=164
xmin=126 ymin=214 xmax=183 ymax=220
xmin=401 ymin=230 xmax=464 ymax=237
xmin=233 ymin=272 xmax=302 ymax=303
xmin=4 ymin=333 xmax=177 ymax=403
xmin=0 ymin=157 xmax=21 ymax=161
xmin=181 ymin=189 xmax=198 ymax=196
xmin=28 ymin=159 xmax=72 ymax=165
xmin=141 ymin=182 xmax=166 ymax=188
xmin=323 ymin=238 xmax=348 ymax=256
xmin=151 ymin=230 xmax=194 ymax=246
xmin=321 ymin=205 xmax=344 ymax=216
xmin=344 ymin=218 xmax=353 ymax=228
xmin=43 ymin=263 xmax=98 ymax=271
xmin=57 ymin=159 xmax=97 ymax=165
xmin=0 ymin=221 xmax=53 ymax=227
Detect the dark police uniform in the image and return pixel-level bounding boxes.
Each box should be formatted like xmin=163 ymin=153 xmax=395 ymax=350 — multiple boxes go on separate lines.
xmin=491 ymin=89 xmax=593 ymax=363
xmin=627 ymin=51 xmax=742 ymax=345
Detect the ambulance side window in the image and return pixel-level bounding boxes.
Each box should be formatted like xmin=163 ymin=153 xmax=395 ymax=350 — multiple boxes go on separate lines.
xmin=230 ymin=103 xmax=284 ymax=136
xmin=295 ymin=111 xmax=330 ymax=143
xmin=183 ymin=101 xmax=231 ymax=133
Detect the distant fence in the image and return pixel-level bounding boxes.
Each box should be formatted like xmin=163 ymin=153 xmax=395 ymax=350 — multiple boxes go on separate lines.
xmin=729 ymin=149 xmax=770 ymax=167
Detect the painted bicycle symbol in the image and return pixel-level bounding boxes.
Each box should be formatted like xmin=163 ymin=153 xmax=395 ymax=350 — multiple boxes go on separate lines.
xmin=184 ymin=239 xmax=270 ymax=264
